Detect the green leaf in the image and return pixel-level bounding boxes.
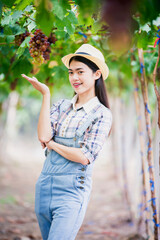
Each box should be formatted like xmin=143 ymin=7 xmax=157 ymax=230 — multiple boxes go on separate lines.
xmin=55 ymin=30 xmax=66 ymax=39
xmin=11 ymin=10 xmax=23 ymax=23
xmin=65 ymin=23 xmax=75 ymax=35
xmin=1 ymin=14 xmax=12 ymax=26
xmin=65 ymin=17 xmax=75 ymax=35
xmin=27 ymin=21 xmax=36 ymax=32
xmin=78 ymin=14 xmax=94 ymax=27
xmin=23 ymin=5 xmax=33 ymax=12
xmin=23 ymin=11 xmax=36 ymax=31
xmin=153 ymin=16 xmax=160 ymax=27
xmin=36 ymin=0 xmax=55 ymax=36
xmin=92 ymin=20 xmax=103 ymax=34
xmin=16 ymin=46 xmax=25 ymax=58
xmin=54 ymin=16 xmax=65 ymax=30
xmin=11 ymin=56 xmax=32 ymax=77
xmin=1 ymin=0 xmax=15 ymax=7
xmin=20 ymin=36 xmax=30 ymax=47
xmin=3 ymin=25 xmax=13 ymax=35
xmin=6 ymin=35 xmax=15 ymax=43
xmin=140 ymin=23 xmax=151 ymax=33
xmin=0 ymin=2 xmax=3 ymax=20
xmin=10 ymin=25 xmax=25 ymax=35
xmin=67 ymin=10 xmax=78 ymax=25
xmin=16 ymin=37 xmax=30 ymax=58
xmin=15 ymin=0 xmax=33 ymax=11
xmin=51 ymin=0 xmax=64 ymax=20
xmin=70 ymin=34 xmax=75 ymax=42
xmin=134 ymin=31 xmax=153 ymax=49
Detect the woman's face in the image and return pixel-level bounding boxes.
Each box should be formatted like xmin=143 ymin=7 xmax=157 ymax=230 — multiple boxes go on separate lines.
xmin=68 ymin=60 xmax=100 ymax=96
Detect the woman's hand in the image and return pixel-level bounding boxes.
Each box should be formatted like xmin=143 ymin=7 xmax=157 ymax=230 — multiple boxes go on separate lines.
xmin=21 ymin=74 xmax=50 ymax=95
xmin=40 ymin=141 xmax=46 ymax=149
xmin=45 ymin=140 xmax=54 ymax=150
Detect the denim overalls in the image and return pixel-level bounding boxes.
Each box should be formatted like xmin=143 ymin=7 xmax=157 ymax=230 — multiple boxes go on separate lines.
xmin=35 ymin=100 xmax=101 ymax=240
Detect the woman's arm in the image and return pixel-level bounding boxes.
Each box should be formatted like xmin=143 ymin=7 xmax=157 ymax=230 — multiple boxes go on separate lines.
xmin=45 ymin=140 xmax=90 ymax=165
xmin=37 ymin=93 xmax=52 ymax=142
xmin=21 ymin=74 xmax=52 ymax=142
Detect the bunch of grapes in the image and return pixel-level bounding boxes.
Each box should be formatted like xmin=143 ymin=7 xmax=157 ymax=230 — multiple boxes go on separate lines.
xmin=29 ymin=29 xmax=57 ymax=64
xmin=43 ymin=33 xmax=57 ymax=60
xmin=15 ymin=31 xmax=30 ymax=46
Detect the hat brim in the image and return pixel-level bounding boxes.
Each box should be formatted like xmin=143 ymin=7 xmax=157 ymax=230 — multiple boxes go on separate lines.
xmin=61 ymin=53 xmax=109 ymax=80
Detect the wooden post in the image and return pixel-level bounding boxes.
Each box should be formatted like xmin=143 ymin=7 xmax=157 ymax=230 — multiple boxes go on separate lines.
xmin=138 ymin=48 xmax=159 ymax=239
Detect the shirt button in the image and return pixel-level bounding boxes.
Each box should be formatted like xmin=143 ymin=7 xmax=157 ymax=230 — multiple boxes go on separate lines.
xmin=80 ymin=181 xmax=84 ymax=184
xmin=73 ymin=137 xmax=76 ymax=141
xmin=80 ymin=176 xmax=84 ymax=179
xmin=79 ymin=186 xmax=84 ymax=189
xmin=81 ymin=168 xmax=85 ymax=171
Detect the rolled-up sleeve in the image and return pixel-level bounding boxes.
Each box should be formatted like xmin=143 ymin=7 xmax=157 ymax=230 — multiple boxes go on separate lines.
xmin=79 ymin=109 xmax=112 ymax=164
xmin=50 ymin=99 xmax=64 ymax=138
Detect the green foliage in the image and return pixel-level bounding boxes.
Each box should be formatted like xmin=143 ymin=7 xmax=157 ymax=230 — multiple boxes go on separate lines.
xmin=0 ymin=0 xmax=160 ymax=106
xmin=35 ymin=0 xmax=55 ymax=36
xmin=134 ymin=0 xmax=160 ymax=25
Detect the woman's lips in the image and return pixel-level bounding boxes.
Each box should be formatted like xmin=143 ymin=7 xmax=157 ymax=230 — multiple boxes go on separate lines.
xmin=73 ymin=83 xmax=82 ymax=88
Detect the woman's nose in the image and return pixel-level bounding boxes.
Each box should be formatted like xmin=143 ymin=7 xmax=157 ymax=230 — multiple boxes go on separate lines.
xmin=72 ymin=73 xmax=79 ymax=80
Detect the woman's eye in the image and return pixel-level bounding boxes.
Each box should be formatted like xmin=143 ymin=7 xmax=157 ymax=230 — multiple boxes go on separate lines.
xmin=68 ymin=72 xmax=73 ymax=75
xmin=78 ymin=71 xmax=83 ymax=74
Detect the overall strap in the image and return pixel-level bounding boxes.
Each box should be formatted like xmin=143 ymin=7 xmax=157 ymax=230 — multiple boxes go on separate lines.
xmin=76 ymin=105 xmax=102 ymax=137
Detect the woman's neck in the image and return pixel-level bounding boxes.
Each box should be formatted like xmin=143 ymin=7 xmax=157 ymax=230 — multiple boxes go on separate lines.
xmin=76 ymin=92 xmax=96 ymax=105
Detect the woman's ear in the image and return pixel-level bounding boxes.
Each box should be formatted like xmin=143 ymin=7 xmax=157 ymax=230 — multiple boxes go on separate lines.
xmin=94 ymin=70 xmax=102 ymax=80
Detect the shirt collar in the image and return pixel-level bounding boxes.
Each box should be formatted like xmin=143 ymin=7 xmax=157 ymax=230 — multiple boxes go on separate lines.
xmin=71 ymin=93 xmax=100 ymax=114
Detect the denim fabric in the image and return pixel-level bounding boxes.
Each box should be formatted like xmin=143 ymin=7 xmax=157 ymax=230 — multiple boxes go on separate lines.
xmin=35 ymin=100 xmax=100 ymax=240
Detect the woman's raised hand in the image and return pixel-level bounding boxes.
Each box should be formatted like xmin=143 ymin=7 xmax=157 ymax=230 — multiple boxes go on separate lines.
xmin=21 ymin=74 xmax=50 ymax=95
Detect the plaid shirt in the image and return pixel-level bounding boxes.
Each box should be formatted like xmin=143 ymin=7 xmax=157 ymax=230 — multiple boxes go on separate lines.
xmin=50 ymin=94 xmax=112 ymax=163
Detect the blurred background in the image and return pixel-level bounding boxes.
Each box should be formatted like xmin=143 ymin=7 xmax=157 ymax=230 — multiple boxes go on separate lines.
xmin=0 ymin=0 xmax=160 ymax=239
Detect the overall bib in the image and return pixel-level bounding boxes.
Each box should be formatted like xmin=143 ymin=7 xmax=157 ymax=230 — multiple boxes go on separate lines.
xmin=35 ymin=100 xmax=101 ymax=240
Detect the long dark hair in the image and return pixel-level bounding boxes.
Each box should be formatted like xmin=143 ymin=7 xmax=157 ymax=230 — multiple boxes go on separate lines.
xmin=69 ymin=56 xmax=110 ymax=109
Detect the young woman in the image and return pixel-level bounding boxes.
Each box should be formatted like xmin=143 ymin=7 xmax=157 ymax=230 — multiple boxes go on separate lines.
xmin=21 ymin=44 xmax=112 ymax=240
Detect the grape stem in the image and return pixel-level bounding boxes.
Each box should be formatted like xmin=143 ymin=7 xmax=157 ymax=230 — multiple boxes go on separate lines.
xmin=22 ymin=13 xmax=36 ymax=22
xmin=0 ymin=42 xmax=15 ymax=45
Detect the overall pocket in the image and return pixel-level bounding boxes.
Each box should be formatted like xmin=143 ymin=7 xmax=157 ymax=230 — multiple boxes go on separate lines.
xmin=50 ymin=150 xmax=69 ymax=165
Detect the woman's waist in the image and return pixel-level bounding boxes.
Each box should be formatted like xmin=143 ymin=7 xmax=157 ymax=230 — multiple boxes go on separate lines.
xmin=42 ymin=151 xmax=94 ymax=175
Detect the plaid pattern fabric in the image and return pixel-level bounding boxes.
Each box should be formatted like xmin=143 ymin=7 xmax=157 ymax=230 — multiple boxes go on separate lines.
xmin=50 ymin=94 xmax=112 ymax=163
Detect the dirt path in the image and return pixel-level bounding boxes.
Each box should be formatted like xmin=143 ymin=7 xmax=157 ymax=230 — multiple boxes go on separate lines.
xmin=0 ymin=140 xmax=146 ymax=240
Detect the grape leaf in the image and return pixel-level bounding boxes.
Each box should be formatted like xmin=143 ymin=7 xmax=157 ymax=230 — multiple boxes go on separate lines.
xmin=51 ymin=0 xmax=64 ymax=20
xmin=11 ymin=56 xmax=32 ymax=77
xmin=15 ymin=0 xmax=33 ymax=11
xmin=67 ymin=10 xmax=78 ymax=25
xmin=6 ymin=35 xmax=15 ymax=43
xmin=27 ymin=21 xmax=36 ymax=32
xmin=1 ymin=14 xmax=12 ymax=26
xmin=1 ymin=0 xmax=15 ymax=7
xmin=36 ymin=0 xmax=55 ymax=36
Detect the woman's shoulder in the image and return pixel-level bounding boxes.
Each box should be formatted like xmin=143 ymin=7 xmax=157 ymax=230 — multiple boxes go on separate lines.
xmin=97 ymin=103 xmax=112 ymax=119
xmin=51 ymin=98 xmax=70 ymax=107
xmin=51 ymin=98 xmax=72 ymax=113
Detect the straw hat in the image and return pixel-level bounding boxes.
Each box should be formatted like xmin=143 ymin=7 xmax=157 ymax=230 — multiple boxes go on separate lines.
xmin=61 ymin=44 xmax=109 ymax=80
